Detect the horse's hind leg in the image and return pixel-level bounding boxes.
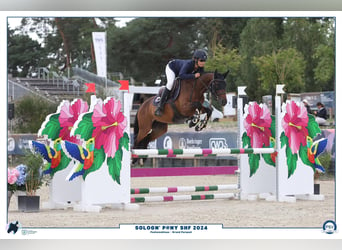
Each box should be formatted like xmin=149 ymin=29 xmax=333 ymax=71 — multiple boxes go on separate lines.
xmin=149 ymin=121 xmax=168 ymax=142
xmin=133 ymin=113 xmax=153 ymax=149
xmin=133 ymin=121 xmax=167 ymax=166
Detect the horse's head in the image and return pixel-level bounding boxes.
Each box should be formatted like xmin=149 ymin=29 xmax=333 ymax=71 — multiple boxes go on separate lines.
xmin=210 ymin=69 xmax=229 ymax=106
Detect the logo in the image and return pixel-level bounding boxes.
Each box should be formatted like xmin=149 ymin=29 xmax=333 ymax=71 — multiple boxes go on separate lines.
xmin=209 ymin=138 xmax=228 ymax=149
xmin=8 ymin=137 xmax=15 ymax=151
xmin=6 ymin=221 xmax=21 ymax=234
xmin=322 ymin=220 xmax=337 ymax=234
xmin=163 ymin=136 xmax=173 ymax=149
xmin=179 ymin=138 xmax=187 ymax=149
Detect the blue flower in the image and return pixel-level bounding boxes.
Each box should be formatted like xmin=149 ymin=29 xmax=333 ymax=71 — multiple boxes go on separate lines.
xmin=15 ymin=164 xmax=27 ymax=186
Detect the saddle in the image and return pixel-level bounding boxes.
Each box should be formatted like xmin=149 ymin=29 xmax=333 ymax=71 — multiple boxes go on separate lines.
xmin=153 ymin=78 xmax=181 ymax=106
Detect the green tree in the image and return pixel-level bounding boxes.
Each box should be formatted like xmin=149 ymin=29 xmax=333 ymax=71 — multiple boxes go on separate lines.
xmin=200 ymin=18 xmax=249 ymax=51
xmin=282 ymin=17 xmax=335 ymax=91
xmin=7 ymin=26 xmax=44 ymax=77
xmin=13 ymin=96 xmax=57 ymax=133
xmin=253 ymin=48 xmax=306 ymax=95
xmin=107 ymin=17 xmax=204 ymax=84
xmin=313 ymin=44 xmax=335 ymax=90
xmin=312 ymin=18 xmax=335 ymax=91
xmin=239 ymin=18 xmax=284 ymax=101
xmin=205 ymin=43 xmax=242 ymax=91
xmin=14 ymin=17 xmax=117 ymax=74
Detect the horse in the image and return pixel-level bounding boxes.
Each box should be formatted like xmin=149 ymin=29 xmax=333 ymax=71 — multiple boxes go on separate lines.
xmin=133 ymin=69 xmax=229 ymax=153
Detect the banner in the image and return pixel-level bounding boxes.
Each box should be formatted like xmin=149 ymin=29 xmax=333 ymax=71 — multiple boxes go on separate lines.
xmin=92 ymin=32 xmax=107 ymax=78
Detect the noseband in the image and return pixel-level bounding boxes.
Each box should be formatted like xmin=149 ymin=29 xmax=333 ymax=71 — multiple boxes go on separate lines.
xmin=208 ymin=79 xmax=227 ymax=99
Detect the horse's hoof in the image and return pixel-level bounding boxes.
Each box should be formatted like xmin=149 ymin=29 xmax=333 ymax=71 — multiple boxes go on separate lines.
xmin=188 ymin=121 xmax=197 ymax=128
xmin=195 ymin=122 xmax=207 ymax=131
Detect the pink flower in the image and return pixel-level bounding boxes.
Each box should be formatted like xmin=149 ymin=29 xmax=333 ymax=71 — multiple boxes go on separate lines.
xmin=59 ymin=99 xmax=89 ymax=143
xmin=92 ymin=98 xmax=127 ymax=158
xmin=8 ymin=168 xmax=19 ymax=185
xmin=282 ymin=101 xmax=309 ymax=154
xmin=244 ymin=102 xmax=272 ymax=148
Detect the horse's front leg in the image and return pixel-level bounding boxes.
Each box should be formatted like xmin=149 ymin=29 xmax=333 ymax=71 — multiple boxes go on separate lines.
xmin=187 ymin=108 xmax=201 ymax=128
xmin=195 ymin=105 xmax=213 ymax=131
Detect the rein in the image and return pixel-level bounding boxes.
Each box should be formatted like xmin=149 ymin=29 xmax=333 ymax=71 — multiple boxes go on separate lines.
xmin=196 ymin=75 xmax=225 ymax=100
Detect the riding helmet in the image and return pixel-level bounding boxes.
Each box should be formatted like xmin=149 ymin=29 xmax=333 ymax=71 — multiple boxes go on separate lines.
xmin=193 ymin=49 xmax=208 ymax=61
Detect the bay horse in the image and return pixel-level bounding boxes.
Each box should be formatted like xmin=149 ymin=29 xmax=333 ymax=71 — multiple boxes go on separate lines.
xmin=133 ymin=69 xmax=229 ymax=152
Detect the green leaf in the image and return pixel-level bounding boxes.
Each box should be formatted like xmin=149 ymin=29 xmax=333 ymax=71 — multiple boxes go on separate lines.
xmin=74 ymin=112 xmax=95 ymax=141
xmin=280 ymin=132 xmax=288 ymax=148
xmin=107 ymin=148 xmax=123 ymax=184
xmin=270 ymin=115 xmax=276 ymax=137
xmin=83 ymin=147 xmax=106 ymax=180
xmin=119 ymin=132 xmax=129 ymax=151
xmin=307 ymin=114 xmax=321 ymax=138
xmin=51 ymin=151 xmax=72 ymax=177
xmin=40 ymin=113 xmax=61 ymax=140
xmin=262 ymin=153 xmax=275 ymax=166
xmin=242 ymin=132 xmax=251 ymax=148
xmin=249 ymin=153 xmax=260 ymax=177
xmin=286 ymin=146 xmax=298 ymax=178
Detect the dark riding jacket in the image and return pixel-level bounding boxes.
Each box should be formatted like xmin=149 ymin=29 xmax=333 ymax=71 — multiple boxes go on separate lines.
xmin=168 ymin=59 xmax=204 ymax=79
xmin=316 ymin=107 xmax=328 ymax=119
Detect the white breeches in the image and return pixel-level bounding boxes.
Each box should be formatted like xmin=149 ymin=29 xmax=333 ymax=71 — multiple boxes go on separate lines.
xmin=315 ymin=117 xmax=328 ymax=126
xmin=165 ymin=64 xmax=176 ymax=90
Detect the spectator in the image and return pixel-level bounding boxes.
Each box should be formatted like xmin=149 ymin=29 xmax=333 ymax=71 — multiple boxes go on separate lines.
xmin=314 ymin=102 xmax=328 ymax=125
xmin=302 ymin=99 xmax=312 ymax=114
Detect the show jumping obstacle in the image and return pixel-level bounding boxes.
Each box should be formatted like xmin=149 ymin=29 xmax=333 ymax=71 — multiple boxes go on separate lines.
xmin=129 ymin=84 xmax=325 ymax=205
xmin=131 ymin=148 xmax=275 ymax=158
xmin=131 ymin=184 xmax=239 ymax=194
xmin=131 ymin=193 xmax=237 ymax=203
xmin=34 ymin=84 xmax=325 ymax=212
xmin=131 ymin=184 xmax=239 ymax=203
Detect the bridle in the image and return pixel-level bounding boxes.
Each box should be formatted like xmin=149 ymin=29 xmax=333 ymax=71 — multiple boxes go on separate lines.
xmin=197 ymin=74 xmax=227 ymax=100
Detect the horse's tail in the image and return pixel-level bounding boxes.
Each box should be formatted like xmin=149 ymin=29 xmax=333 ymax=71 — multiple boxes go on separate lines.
xmin=133 ymin=111 xmax=139 ymax=148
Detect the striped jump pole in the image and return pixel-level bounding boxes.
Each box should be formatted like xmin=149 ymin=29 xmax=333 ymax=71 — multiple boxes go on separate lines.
xmin=131 ymin=184 xmax=239 ymax=194
xmin=131 ymin=193 xmax=237 ymax=203
xmin=131 ymin=148 xmax=276 ymax=158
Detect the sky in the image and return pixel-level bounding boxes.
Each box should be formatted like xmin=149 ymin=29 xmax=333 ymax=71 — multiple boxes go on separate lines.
xmin=8 ymin=17 xmax=134 ymax=28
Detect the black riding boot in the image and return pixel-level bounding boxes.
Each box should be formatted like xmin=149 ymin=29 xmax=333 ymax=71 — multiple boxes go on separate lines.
xmin=155 ymin=88 xmax=170 ymax=116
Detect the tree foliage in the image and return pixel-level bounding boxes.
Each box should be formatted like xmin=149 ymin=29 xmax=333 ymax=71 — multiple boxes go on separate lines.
xmin=8 ymin=16 xmax=335 ymax=102
xmin=13 ymin=96 xmax=58 ymax=133
xmin=253 ymin=48 xmax=306 ymax=94
xmin=107 ymin=17 xmax=202 ymax=83
xmin=7 ymin=25 xmax=45 ymax=77
xmin=205 ymin=43 xmax=242 ymax=91
xmin=282 ymin=17 xmax=335 ymax=92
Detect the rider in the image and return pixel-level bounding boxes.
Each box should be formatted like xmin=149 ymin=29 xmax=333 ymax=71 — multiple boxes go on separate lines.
xmin=154 ymin=49 xmax=208 ymax=116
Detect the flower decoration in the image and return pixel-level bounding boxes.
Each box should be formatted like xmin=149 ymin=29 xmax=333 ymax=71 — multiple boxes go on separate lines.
xmin=244 ymin=102 xmax=272 ymax=148
xmin=8 ymin=168 xmax=19 ymax=185
xmin=280 ymin=101 xmax=322 ymax=178
xmin=92 ymin=98 xmax=127 ymax=158
xmin=281 ymin=100 xmax=308 ymax=154
xmin=7 ymin=165 xmax=27 ymax=192
xmin=71 ymin=97 xmax=129 ymax=184
xmin=59 ymin=99 xmax=89 ymax=144
xmin=36 ymin=99 xmax=89 ymax=176
xmin=242 ymin=102 xmax=276 ymax=177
